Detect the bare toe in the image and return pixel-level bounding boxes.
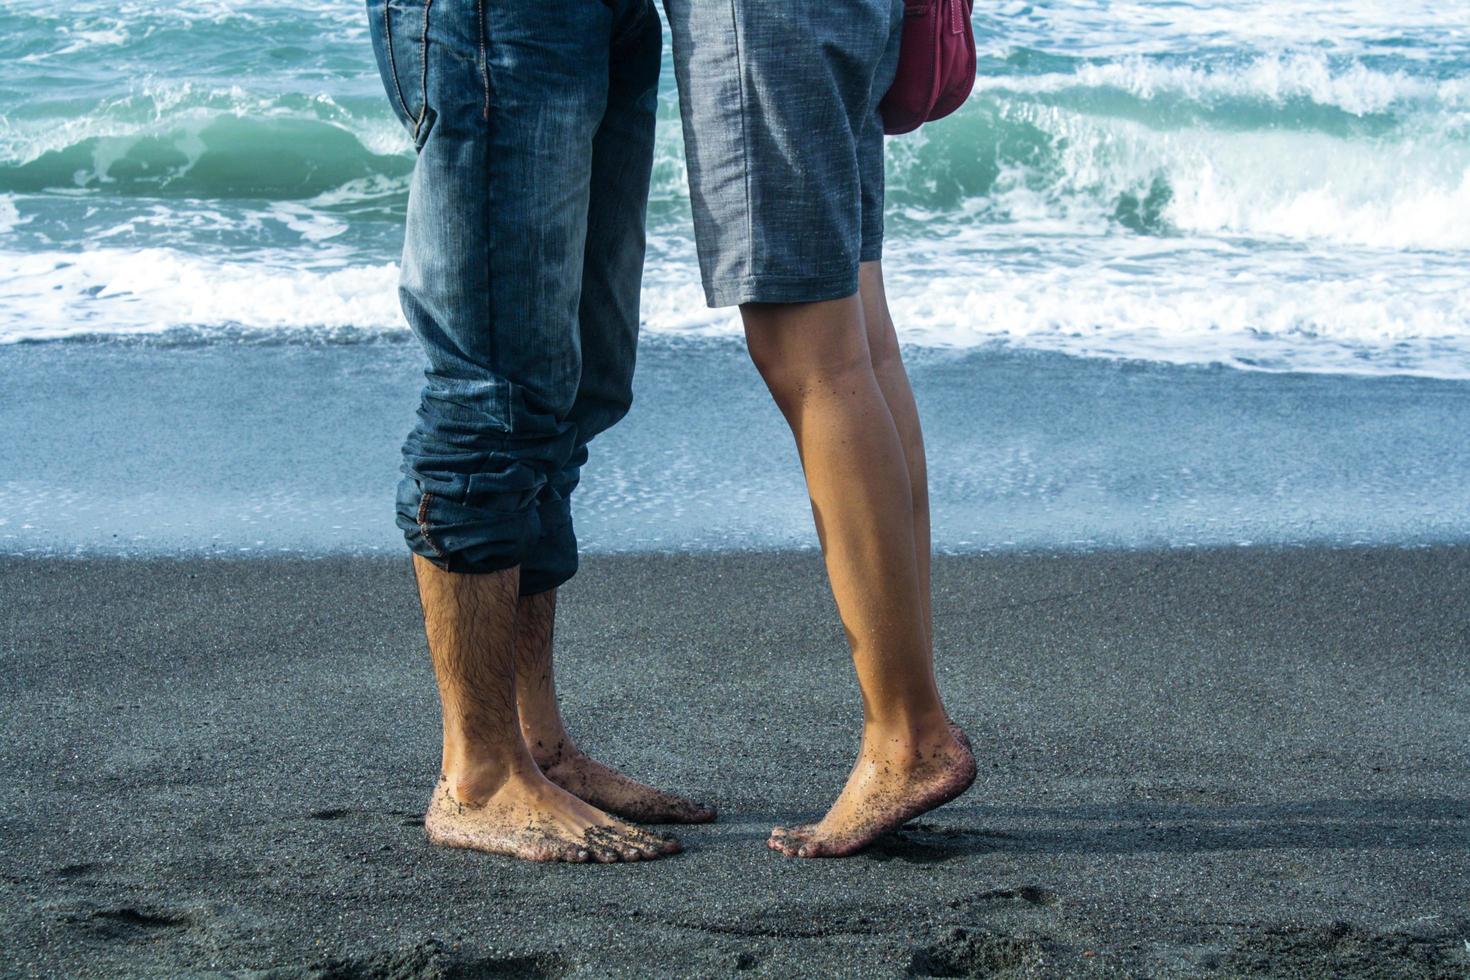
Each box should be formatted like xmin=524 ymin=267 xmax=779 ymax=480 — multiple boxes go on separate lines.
xmin=767 ymin=830 xmax=807 ymax=856
xmin=666 ymin=796 xmax=717 ymax=823
xmin=625 ymin=827 xmax=682 ymax=855
xmin=585 ymin=827 xmax=637 ymax=863
xmin=771 ymin=822 xmax=814 ymax=838
xmin=767 ymin=823 xmax=815 ymax=851
xmin=585 ymin=841 xmax=622 ymax=863
xmin=632 ymin=836 xmax=668 ymax=859
xmin=606 ymin=828 xmax=665 ymax=859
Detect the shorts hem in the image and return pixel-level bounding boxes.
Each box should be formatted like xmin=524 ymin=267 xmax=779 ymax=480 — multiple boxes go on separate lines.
xmin=704 ymin=270 xmax=860 ymax=308
xmin=517 ymin=568 xmax=574 ymax=597
xmin=408 ymin=548 xmax=522 ymax=577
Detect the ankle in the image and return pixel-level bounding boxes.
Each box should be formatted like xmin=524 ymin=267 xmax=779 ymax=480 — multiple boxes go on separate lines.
xmin=521 ymin=728 xmax=579 ymax=768
xmin=863 ymin=709 xmax=956 ymax=753
xmin=440 ymin=754 xmax=533 ymax=806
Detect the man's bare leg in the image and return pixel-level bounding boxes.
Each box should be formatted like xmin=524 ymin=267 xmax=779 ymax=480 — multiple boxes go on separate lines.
xmin=742 ymin=294 xmax=975 ymax=859
xmin=413 ymin=555 xmax=680 ymax=862
xmin=514 ymin=588 xmax=717 ymax=823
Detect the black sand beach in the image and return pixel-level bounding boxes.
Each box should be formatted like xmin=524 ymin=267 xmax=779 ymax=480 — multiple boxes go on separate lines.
xmin=2 ymin=547 xmax=1468 ymax=978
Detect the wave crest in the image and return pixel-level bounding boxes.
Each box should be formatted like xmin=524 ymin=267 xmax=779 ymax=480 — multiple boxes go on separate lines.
xmin=887 ymin=91 xmax=1470 ymax=249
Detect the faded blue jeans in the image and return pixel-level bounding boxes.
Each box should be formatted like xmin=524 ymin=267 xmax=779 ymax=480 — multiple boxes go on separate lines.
xmin=367 ymin=0 xmax=661 ymax=594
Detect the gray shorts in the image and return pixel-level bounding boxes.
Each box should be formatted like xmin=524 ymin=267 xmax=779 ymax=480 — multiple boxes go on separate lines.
xmin=664 ymin=1 xmax=904 ymax=307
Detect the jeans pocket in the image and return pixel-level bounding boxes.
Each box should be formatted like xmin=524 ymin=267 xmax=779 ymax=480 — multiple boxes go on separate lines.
xmin=366 ymin=0 xmax=437 ymax=151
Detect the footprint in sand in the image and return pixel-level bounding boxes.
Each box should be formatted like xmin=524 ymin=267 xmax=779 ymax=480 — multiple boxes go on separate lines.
xmin=65 ymin=906 xmax=196 ymax=943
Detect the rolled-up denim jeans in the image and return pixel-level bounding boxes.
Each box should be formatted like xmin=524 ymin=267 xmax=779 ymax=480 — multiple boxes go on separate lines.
xmin=366 ymin=0 xmax=661 ymax=594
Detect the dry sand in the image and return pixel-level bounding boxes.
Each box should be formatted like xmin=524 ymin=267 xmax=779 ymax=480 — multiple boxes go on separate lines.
xmin=2 ymin=548 xmax=1467 ymax=977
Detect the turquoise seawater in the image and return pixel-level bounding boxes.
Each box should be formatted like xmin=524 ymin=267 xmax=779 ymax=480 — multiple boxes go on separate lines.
xmin=3 ymin=1 xmax=1469 ymax=376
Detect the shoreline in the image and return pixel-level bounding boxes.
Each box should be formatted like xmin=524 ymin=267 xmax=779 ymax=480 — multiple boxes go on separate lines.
xmin=3 ymin=546 xmax=1468 ymax=977
xmin=6 ymin=341 xmax=1470 ymax=559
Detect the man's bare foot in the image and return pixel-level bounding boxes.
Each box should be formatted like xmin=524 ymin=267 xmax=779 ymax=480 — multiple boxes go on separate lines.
xmin=530 ymin=738 xmax=717 ymax=825
xmin=767 ymin=724 xmax=976 ymax=859
xmin=424 ymin=772 xmax=682 ymax=863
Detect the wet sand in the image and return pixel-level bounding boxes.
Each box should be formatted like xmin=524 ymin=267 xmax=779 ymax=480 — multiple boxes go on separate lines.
xmin=2 ymin=547 xmax=1468 ymax=978
xmin=7 ymin=340 xmax=1470 ymax=558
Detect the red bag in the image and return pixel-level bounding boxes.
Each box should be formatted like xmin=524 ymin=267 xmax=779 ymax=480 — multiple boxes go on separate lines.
xmin=879 ymin=0 xmax=977 ymax=135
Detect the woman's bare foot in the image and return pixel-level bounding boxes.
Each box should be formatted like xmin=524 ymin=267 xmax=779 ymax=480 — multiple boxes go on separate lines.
xmin=530 ymin=738 xmax=717 ymax=825
xmin=949 ymin=722 xmax=972 ymax=752
xmin=424 ymin=772 xmax=682 ymax=863
xmin=767 ymin=725 xmax=976 ymax=859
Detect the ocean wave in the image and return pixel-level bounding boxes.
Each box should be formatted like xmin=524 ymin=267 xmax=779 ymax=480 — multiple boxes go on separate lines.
xmin=3 ymin=3 xmax=368 ymax=67
xmin=7 ymin=61 xmax=1466 ymax=254
xmin=0 ymin=248 xmax=403 ymax=340
xmin=888 ymin=95 xmax=1470 ymax=249
xmin=0 ymin=85 xmax=409 ymax=199
xmin=5 ymin=244 xmax=1469 ymax=379
xmin=979 ymin=51 xmax=1470 ymax=116
xmin=978 ymin=0 xmax=1470 ymax=61
xmin=884 ymin=257 xmax=1470 ymax=378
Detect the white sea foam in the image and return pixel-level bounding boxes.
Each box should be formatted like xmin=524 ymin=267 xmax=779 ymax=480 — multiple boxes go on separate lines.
xmin=976 ymin=53 xmax=1470 ymax=115
xmin=266 ymin=203 xmax=348 ymax=243
xmin=985 ymin=0 xmax=1470 ymax=60
xmin=4 ymin=242 xmax=1468 ymax=379
xmin=880 ymin=257 xmax=1470 ymax=377
xmin=0 ymin=196 xmax=22 ymax=234
xmin=944 ymin=101 xmax=1470 ymax=251
xmin=1163 ymin=138 xmax=1470 ymax=249
xmin=0 ymin=249 xmax=403 ymax=340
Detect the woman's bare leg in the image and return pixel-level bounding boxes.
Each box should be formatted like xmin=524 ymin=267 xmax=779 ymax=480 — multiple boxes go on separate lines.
xmin=858 ymin=261 xmax=932 ymax=652
xmin=857 ymin=261 xmax=971 ymax=753
xmin=741 ymin=293 xmax=974 ymax=858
